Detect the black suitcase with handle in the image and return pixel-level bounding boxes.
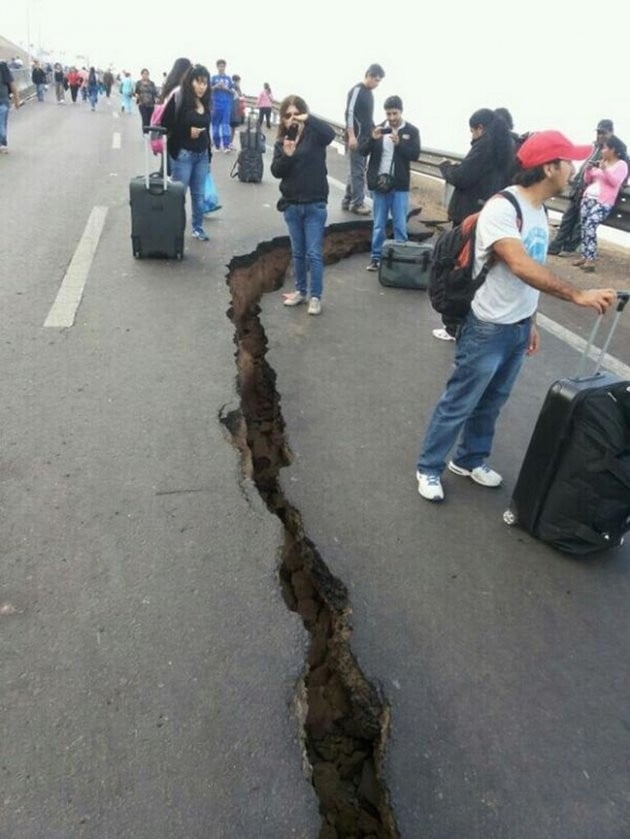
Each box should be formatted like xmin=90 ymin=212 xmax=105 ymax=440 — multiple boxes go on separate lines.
xmin=129 ymin=126 xmax=186 ymax=259
xmin=504 ymin=292 xmax=630 ymax=554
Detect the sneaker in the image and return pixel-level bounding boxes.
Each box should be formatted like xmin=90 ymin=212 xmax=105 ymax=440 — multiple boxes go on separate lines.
xmin=307 ymin=297 xmax=322 ymax=315
xmin=351 ymin=204 xmax=371 ymax=216
xmin=448 ymin=461 xmax=502 ymax=487
xmin=223 ymin=147 xmax=231 ymax=154
xmin=283 ymin=291 xmax=307 ymax=307
xmin=192 ymin=228 xmax=209 ymax=241
xmin=341 ymin=201 xmax=351 ymax=211
xmin=366 ymin=259 xmax=380 ymax=272
xmin=0 ymin=147 xmax=8 ymax=154
xmin=432 ymin=328 xmax=456 ymax=342
xmin=416 ymin=471 xmax=444 ymax=502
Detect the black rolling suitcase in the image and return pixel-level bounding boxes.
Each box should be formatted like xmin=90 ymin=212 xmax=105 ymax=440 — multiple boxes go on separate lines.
xmin=504 ymin=291 xmax=630 ymax=554
xmin=231 ymin=115 xmax=264 ymax=183
xmin=378 ymin=240 xmax=433 ymax=289
xmin=129 ymin=125 xmax=186 ymax=259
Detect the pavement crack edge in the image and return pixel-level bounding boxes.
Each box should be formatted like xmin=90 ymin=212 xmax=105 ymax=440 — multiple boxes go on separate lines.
xmin=222 ymin=227 xmax=401 ymax=838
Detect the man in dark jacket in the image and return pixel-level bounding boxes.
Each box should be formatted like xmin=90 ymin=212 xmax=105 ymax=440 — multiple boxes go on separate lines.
xmin=342 ymin=63 xmax=385 ymax=215
xmin=358 ymin=95 xmax=421 ymax=271
xmin=31 ymin=61 xmax=47 ymax=102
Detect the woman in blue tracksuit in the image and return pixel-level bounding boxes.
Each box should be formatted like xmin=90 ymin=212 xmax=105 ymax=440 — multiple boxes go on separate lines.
xmin=271 ymin=95 xmax=335 ymax=316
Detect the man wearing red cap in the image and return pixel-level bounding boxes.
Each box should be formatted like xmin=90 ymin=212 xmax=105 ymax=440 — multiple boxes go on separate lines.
xmin=416 ymin=131 xmax=617 ymax=502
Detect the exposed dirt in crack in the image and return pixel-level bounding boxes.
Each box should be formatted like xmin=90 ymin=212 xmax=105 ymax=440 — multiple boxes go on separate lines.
xmin=223 ymin=225 xmax=400 ymax=838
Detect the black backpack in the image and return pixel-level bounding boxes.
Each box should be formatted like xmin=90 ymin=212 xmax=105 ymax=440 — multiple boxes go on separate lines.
xmin=428 ymin=190 xmax=523 ymax=324
xmin=230 ymin=148 xmax=263 ymax=183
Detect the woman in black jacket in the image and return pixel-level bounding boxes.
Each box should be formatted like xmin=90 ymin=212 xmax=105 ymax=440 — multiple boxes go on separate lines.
xmin=271 ymin=95 xmax=335 ymax=315
xmin=440 ymin=108 xmax=515 ymax=225
xmin=161 ymin=64 xmax=212 ymax=242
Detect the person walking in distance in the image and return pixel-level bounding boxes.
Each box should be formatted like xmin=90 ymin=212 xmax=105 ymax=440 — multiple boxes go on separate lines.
xmin=120 ymin=71 xmax=134 ymax=114
xmin=135 ymin=68 xmax=158 ymax=132
xmin=102 ymin=68 xmax=114 ymax=98
xmin=210 ymin=59 xmax=234 ymax=153
xmin=359 ymin=95 xmax=420 ymax=272
xmin=53 ymin=63 xmax=66 ymax=104
xmin=342 ymin=63 xmax=385 ymax=216
xmin=0 ymin=60 xmax=20 ymax=153
xmin=415 ymin=130 xmax=616 ymax=503
xmin=87 ymin=67 xmax=99 ymax=111
xmin=256 ymin=83 xmax=273 ymax=130
xmin=271 ymin=95 xmax=336 ymax=316
xmin=31 ymin=61 xmax=47 ymax=102
xmin=67 ymin=66 xmax=81 ymax=103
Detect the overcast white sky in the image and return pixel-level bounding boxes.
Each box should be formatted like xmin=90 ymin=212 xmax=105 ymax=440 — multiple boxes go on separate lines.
xmin=3 ymin=0 xmax=629 ymax=154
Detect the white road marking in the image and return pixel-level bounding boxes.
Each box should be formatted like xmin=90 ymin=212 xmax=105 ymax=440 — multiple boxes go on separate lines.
xmin=537 ymin=313 xmax=630 ymax=379
xmin=112 ymin=132 xmax=121 ymax=149
xmin=44 ymin=206 xmax=108 ymax=328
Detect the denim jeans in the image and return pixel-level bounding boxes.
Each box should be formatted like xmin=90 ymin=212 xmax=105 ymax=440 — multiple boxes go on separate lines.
xmin=171 ymin=149 xmax=208 ymax=233
xmin=36 ymin=83 xmax=45 ymax=101
xmin=0 ymin=103 xmax=9 ymax=147
xmin=88 ymin=87 xmax=98 ymax=108
xmin=343 ymin=147 xmax=367 ymax=208
xmin=417 ymin=312 xmax=531 ymax=475
xmin=211 ymin=101 xmax=232 ymax=149
xmin=371 ymin=190 xmax=409 ymax=260
xmin=283 ymin=202 xmax=328 ymax=299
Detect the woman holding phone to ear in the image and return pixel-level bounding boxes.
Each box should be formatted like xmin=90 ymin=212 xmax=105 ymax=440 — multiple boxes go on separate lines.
xmin=271 ymin=95 xmax=335 ymax=315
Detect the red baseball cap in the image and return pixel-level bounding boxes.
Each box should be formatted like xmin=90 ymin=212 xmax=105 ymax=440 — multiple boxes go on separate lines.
xmin=517 ymin=130 xmax=593 ymax=168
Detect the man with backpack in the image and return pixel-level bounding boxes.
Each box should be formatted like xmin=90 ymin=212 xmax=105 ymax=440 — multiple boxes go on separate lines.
xmin=415 ymin=130 xmax=616 ymax=502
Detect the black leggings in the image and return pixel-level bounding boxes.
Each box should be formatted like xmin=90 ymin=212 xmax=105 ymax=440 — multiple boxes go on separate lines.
xmin=257 ymin=107 xmax=271 ymax=129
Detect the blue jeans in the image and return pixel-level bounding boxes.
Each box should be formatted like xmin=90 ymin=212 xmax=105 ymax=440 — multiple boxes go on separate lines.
xmin=0 ymin=103 xmax=9 ymax=147
xmin=211 ymin=100 xmax=232 ymax=149
xmin=171 ymin=149 xmax=208 ymax=233
xmin=283 ymin=202 xmax=328 ymax=299
xmin=36 ymin=83 xmax=46 ymax=101
xmin=371 ymin=190 xmax=409 ymax=260
xmin=417 ymin=312 xmax=531 ymax=475
xmin=88 ymin=87 xmax=98 ymax=108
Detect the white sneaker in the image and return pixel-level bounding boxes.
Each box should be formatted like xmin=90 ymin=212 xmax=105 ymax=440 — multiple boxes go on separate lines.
xmin=283 ymin=291 xmax=307 ymax=307
xmin=432 ymin=328 xmax=456 ymax=342
xmin=307 ymin=297 xmax=322 ymax=315
xmin=416 ymin=471 xmax=444 ymax=502
xmin=448 ymin=461 xmax=502 ymax=487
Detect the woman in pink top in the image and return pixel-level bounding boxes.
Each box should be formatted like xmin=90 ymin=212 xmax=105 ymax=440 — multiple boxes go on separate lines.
xmin=256 ymin=83 xmax=273 ymax=129
xmin=574 ymin=135 xmax=628 ymax=270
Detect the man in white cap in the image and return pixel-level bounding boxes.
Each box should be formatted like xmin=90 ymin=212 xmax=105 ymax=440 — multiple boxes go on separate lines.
xmin=415 ymin=130 xmax=617 ymax=502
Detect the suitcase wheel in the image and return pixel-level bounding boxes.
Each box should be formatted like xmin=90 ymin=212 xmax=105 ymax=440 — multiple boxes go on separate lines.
xmin=502 ymin=509 xmax=517 ymax=526
xmin=132 ymin=237 xmax=142 ymax=259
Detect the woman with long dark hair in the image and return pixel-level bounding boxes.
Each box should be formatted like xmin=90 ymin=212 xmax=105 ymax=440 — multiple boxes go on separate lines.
xmin=160 ymin=64 xmax=212 ymax=241
xmin=271 ymin=94 xmax=335 ymax=315
xmin=433 ymin=107 xmax=515 ymax=340
xmin=574 ymin=135 xmax=628 ymax=271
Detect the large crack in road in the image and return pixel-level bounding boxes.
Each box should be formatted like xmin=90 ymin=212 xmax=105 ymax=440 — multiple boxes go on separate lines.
xmin=222 ymin=224 xmax=400 ymax=837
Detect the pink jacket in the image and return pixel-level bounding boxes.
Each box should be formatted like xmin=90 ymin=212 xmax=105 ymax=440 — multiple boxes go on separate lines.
xmin=583 ymin=159 xmax=628 ymax=206
xmin=256 ymin=89 xmax=273 ymax=108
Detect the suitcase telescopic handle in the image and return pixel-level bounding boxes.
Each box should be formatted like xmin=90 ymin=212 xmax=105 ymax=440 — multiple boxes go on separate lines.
xmin=575 ymin=290 xmax=629 ymax=379
xmin=143 ymin=124 xmax=168 ymax=191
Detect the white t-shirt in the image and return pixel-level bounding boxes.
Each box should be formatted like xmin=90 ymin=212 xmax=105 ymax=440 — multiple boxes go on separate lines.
xmin=472 ymin=186 xmax=548 ymax=324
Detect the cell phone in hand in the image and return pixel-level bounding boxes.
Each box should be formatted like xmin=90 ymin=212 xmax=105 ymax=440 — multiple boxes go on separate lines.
xmin=380 ymin=127 xmax=393 ymax=134
xmin=287 ymin=124 xmax=299 ymax=141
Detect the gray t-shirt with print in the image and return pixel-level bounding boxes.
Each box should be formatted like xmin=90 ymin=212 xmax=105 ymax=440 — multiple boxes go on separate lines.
xmin=472 ymin=186 xmax=547 ymax=324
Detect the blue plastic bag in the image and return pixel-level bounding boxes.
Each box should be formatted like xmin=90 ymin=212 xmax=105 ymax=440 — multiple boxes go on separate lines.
xmin=202 ymin=170 xmax=221 ymax=214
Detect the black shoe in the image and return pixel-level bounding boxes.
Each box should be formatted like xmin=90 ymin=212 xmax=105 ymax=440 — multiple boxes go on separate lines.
xmin=547 ymin=243 xmax=561 ymax=255
xmin=366 ymin=259 xmax=380 ymax=272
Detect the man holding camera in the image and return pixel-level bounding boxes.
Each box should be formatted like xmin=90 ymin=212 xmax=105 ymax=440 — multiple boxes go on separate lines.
xmin=359 ymin=95 xmax=421 ymax=271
